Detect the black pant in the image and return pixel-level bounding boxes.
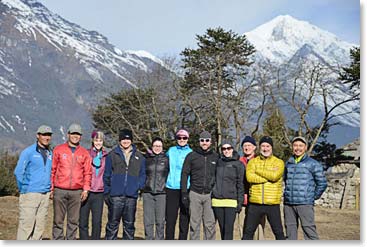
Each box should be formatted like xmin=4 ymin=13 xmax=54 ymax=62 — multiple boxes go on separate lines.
xmin=213 ymin=207 xmax=236 ymax=240
xmin=165 ymin=188 xmax=190 ymax=240
xmin=243 ymin=203 xmax=285 ymax=240
xmin=79 ymin=192 xmax=104 ymax=240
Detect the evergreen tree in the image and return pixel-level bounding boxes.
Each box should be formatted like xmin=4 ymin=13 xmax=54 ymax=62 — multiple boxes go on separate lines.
xmin=180 ymin=27 xmax=256 ymax=150
xmin=339 ymin=47 xmax=360 ymax=90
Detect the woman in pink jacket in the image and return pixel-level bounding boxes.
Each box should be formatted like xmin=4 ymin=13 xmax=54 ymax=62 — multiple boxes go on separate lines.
xmin=79 ymin=131 xmax=108 ymax=240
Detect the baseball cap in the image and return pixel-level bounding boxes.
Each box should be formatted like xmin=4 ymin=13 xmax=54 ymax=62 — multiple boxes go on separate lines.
xmin=37 ymin=125 xmax=53 ymax=134
xmin=292 ymin=136 xmax=307 ymax=145
xmin=68 ymin=123 xmax=83 ymax=135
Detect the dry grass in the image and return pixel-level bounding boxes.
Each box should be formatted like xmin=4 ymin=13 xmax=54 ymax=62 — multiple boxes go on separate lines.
xmin=0 ymin=195 xmax=359 ymax=240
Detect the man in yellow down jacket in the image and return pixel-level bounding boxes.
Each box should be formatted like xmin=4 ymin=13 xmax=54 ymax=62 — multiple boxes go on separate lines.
xmin=242 ymin=136 xmax=286 ymax=240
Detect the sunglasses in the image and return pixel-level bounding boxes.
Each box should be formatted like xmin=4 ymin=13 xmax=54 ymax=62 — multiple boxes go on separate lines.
xmin=199 ymin=138 xmax=211 ymax=143
xmin=177 ymin=136 xmax=188 ymax=140
xmin=221 ymin=146 xmax=233 ymax=151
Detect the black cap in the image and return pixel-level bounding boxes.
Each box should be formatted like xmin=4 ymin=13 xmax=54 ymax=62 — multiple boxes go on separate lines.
xmin=259 ymin=136 xmax=273 ymax=147
xmin=119 ymin=129 xmax=133 ymax=141
xmin=241 ymin=136 xmax=256 ymax=147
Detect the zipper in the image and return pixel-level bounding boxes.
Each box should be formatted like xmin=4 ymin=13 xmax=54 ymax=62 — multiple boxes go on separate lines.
xmin=70 ymin=152 xmax=75 ymax=189
xmin=203 ymin=156 xmax=207 ymax=194
xmin=153 ymin=156 xmax=158 ymax=193
xmin=262 ymin=159 xmax=265 ymax=204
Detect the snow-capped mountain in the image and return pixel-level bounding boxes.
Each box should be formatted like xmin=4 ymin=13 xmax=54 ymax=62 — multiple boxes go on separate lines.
xmin=245 ymin=15 xmax=356 ymax=65
xmin=0 ymin=0 xmax=168 ymax=150
xmin=244 ymin=15 xmax=359 ymax=147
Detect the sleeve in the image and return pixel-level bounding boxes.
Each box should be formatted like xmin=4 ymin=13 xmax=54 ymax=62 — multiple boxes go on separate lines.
xmin=83 ymin=153 xmax=92 ymax=191
xmin=180 ymin=153 xmax=191 ymax=193
xmin=14 ymin=149 xmax=29 ymax=191
xmin=139 ymin=156 xmax=147 ymax=190
xmin=255 ymin=159 xmax=285 ymax=182
xmin=50 ymin=148 xmax=59 ymax=192
xmin=246 ymin=159 xmax=268 ymax=184
xmin=103 ymin=154 xmax=112 ymax=194
xmin=236 ymin=162 xmax=245 ymax=205
xmin=313 ymin=161 xmax=328 ymax=200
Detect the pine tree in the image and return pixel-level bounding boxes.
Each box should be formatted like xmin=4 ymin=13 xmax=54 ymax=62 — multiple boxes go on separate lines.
xmin=339 ymin=47 xmax=360 ymax=90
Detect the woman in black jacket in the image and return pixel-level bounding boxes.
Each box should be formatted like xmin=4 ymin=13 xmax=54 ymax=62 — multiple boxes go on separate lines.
xmin=212 ymin=141 xmax=244 ymax=240
xmin=142 ymin=137 xmax=169 ymax=240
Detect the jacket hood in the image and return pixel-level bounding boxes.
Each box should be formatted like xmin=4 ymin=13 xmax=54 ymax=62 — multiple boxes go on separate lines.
xmin=145 ymin=151 xmax=166 ymax=158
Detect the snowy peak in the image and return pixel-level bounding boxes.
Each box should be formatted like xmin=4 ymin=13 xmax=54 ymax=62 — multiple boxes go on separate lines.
xmin=245 ymin=15 xmax=356 ymax=65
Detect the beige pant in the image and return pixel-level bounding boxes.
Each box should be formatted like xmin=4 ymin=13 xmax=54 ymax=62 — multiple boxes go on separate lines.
xmin=17 ymin=192 xmax=50 ymax=240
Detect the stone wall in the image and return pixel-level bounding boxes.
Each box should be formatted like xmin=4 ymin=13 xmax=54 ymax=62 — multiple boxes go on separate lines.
xmin=315 ymin=163 xmax=360 ymax=209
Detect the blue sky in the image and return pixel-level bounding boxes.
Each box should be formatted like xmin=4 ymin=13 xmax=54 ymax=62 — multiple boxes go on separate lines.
xmin=38 ymin=0 xmax=360 ymax=57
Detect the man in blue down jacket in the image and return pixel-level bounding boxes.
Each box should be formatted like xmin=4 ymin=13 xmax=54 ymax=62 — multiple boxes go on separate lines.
xmin=283 ymin=136 xmax=327 ymax=240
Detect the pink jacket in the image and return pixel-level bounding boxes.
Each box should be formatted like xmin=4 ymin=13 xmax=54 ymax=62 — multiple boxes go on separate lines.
xmin=89 ymin=147 xmax=108 ymax=192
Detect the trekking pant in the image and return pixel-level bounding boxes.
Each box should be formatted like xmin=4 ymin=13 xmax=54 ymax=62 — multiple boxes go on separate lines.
xmin=79 ymin=192 xmax=104 ymax=240
xmin=105 ymin=196 xmax=137 ymax=240
xmin=165 ymin=188 xmax=190 ymax=240
xmin=284 ymin=204 xmax=319 ymax=240
xmin=17 ymin=192 xmax=50 ymax=240
xmin=242 ymin=206 xmax=266 ymax=240
xmin=52 ymin=188 xmax=82 ymax=240
xmin=189 ymin=191 xmax=216 ymax=240
xmin=143 ymin=193 xmax=166 ymax=240
xmin=242 ymin=203 xmax=285 ymax=240
xmin=213 ymin=207 xmax=236 ymax=240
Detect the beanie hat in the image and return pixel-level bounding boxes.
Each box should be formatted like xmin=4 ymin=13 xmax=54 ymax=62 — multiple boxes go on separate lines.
xmin=199 ymin=130 xmax=211 ymax=139
xmin=176 ymin=129 xmax=189 ymax=138
xmin=259 ymin=136 xmax=273 ymax=147
xmin=119 ymin=129 xmax=133 ymax=141
xmin=241 ymin=136 xmax=256 ymax=147
xmin=221 ymin=139 xmax=233 ymax=147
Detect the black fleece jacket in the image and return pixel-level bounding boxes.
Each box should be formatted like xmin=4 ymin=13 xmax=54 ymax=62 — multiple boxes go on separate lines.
xmin=180 ymin=148 xmax=219 ymax=194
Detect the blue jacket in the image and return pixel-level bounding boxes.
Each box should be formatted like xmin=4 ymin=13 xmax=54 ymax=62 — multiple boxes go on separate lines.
xmin=14 ymin=143 xmax=52 ymax=194
xmin=103 ymin=145 xmax=146 ymax=198
xmin=166 ymin=145 xmax=192 ymax=189
xmin=283 ymin=154 xmax=327 ymax=205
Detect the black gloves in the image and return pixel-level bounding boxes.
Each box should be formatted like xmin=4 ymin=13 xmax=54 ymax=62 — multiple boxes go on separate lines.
xmin=104 ymin=194 xmax=112 ymax=207
xmin=236 ymin=203 xmax=242 ymax=213
xmin=181 ymin=192 xmax=190 ymax=212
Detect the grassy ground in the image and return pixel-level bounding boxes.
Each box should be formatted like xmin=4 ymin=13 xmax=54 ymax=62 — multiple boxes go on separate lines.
xmin=0 ymin=195 xmax=360 ymax=240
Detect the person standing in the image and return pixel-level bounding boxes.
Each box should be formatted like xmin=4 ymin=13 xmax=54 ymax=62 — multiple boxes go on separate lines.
xmin=142 ymin=137 xmax=169 ymax=240
xmin=165 ymin=129 xmax=192 ymax=240
xmin=103 ymin=129 xmax=146 ymax=240
xmin=239 ymin=136 xmax=266 ymax=240
xmin=14 ymin=125 xmax=53 ymax=240
xmin=242 ymin=136 xmax=286 ymax=240
xmin=212 ymin=141 xmax=244 ymax=240
xmin=51 ymin=123 xmax=92 ymax=240
xmin=283 ymin=136 xmax=327 ymax=240
xmin=181 ymin=130 xmax=218 ymax=240
xmin=79 ymin=131 xmax=108 ymax=240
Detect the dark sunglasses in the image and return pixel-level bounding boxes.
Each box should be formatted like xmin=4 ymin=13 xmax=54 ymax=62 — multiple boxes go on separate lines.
xmin=177 ymin=136 xmax=188 ymax=140
xmin=199 ymin=138 xmax=211 ymax=143
xmin=221 ymin=146 xmax=233 ymax=151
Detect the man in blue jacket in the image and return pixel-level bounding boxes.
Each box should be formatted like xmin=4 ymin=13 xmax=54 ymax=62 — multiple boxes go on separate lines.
xmin=103 ymin=129 xmax=146 ymax=240
xmin=283 ymin=136 xmax=327 ymax=240
xmin=14 ymin=125 xmax=53 ymax=240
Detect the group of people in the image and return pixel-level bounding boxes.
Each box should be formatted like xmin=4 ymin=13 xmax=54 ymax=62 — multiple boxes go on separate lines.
xmin=14 ymin=123 xmax=328 ymax=240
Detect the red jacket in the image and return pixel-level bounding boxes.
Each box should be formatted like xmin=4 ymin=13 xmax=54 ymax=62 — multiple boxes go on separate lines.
xmin=239 ymin=154 xmax=256 ymax=206
xmin=51 ymin=143 xmax=92 ymax=191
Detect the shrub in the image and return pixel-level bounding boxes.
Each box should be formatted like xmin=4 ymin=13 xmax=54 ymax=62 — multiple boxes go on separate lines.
xmin=0 ymin=152 xmax=19 ymax=196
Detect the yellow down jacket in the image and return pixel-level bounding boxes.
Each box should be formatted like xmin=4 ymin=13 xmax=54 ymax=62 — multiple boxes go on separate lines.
xmin=246 ymin=155 xmax=284 ymax=205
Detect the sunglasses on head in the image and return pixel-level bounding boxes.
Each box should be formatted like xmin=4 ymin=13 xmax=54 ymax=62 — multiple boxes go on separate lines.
xmin=177 ymin=136 xmax=188 ymax=140
xmin=199 ymin=138 xmax=211 ymax=143
xmin=221 ymin=146 xmax=233 ymax=151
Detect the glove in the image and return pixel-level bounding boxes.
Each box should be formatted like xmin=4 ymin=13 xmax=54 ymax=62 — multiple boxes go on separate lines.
xmin=236 ymin=203 xmax=242 ymax=214
xmin=104 ymin=194 xmax=112 ymax=208
xmin=181 ymin=192 xmax=190 ymax=212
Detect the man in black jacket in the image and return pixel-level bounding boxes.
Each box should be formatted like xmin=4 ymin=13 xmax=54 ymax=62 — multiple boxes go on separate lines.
xmin=181 ymin=131 xmax=218 ymax=240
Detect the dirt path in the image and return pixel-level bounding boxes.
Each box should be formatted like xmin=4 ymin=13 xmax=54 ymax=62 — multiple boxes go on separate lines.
xmin=0 ymin=196 xmax=359 ymax=240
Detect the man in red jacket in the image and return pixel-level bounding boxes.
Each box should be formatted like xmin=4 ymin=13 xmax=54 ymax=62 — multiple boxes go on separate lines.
xmin=50 ymin=123 xmax=92 ymax=240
